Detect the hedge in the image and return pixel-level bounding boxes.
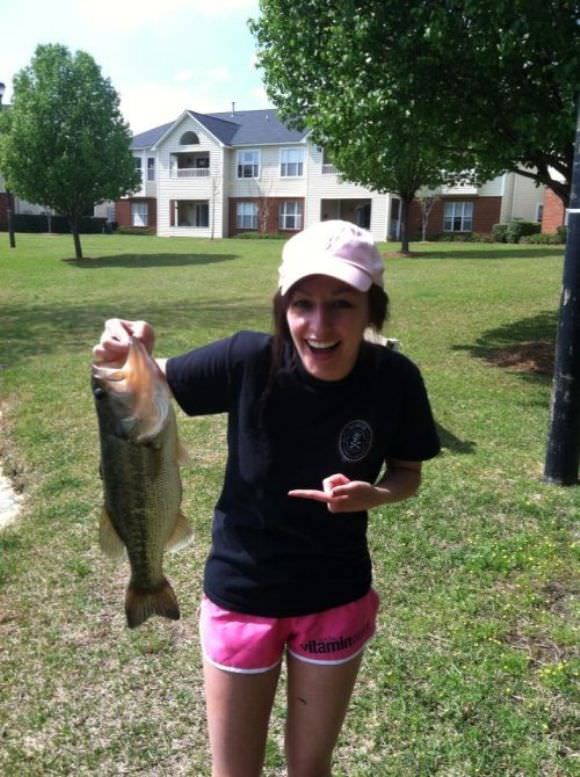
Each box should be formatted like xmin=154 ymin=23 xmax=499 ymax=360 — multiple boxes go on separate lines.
xmin=0 ymin=214 xmax=110 ymax=234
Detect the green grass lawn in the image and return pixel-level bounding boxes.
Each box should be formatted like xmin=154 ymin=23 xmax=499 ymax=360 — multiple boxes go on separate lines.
xmin=0 ymin=233 xmax=578 ymax=776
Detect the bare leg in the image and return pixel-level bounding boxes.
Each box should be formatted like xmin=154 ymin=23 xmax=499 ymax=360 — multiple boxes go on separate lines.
xmin=203 ymin=658 xmax=281 ymax=777
xmin=285 ymin=651 xmax=363 ymax=777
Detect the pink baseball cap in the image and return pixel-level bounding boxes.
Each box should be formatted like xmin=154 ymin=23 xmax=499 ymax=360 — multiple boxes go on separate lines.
xmin=279 ymin=220 xmax=384 ymax=295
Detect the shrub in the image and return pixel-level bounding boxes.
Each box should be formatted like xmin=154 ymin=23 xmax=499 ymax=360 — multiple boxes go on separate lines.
xmin=116 ymin=226 xmax=155 ymax=235
xmin=492 ymin=223 xmax=509 ymax=243
xmin=433 ymin=232 xmax=493 ymax=242
xmin=235 ymin=231 xmax=287 ymax=239
xmin=505 ymin=220 xmax=541 ymax=244
xmin=519 ymin=231 xmax=566 ymax=245
xmin=0 ymin=214 xmax=109 ymax=233
xmin=556 ymin=225 xmax=568 ymax=242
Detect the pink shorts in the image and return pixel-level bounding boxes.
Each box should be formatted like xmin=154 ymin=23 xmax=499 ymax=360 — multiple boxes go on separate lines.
xmin=200 ymin=589 xmax=380 ymax=674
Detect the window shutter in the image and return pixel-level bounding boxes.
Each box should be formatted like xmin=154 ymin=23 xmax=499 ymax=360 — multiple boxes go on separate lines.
xmin=170 ymin=200 xmax=175 ymax=227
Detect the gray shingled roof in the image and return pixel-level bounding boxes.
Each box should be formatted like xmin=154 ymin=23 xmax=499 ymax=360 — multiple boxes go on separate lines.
xmin=131 ymin=121 xmax=175 ymax=150
xmin=131 ymin=109 xmax=307 ymax=149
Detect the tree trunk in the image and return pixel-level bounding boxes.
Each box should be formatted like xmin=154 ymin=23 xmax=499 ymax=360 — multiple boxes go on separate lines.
xmin=6 ymin=189 xmax=16 ymax=248
xmin=399 ymin=196 xmax=413 ymax=254
xmin=544 ymin=96 xmax=580 ymax=485
xmin=71 ymin=219 xmax=83 ymax=259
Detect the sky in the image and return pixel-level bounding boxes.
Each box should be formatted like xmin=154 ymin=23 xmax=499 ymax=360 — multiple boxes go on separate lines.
xmin=1 ymin=0 xmax=269 ymax=135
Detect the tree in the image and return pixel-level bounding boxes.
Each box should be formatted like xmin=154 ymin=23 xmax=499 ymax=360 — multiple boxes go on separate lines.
xmin=0 ymin=44 xmax=140 ymax=258
xmin=251 ymin=0 xmax=579 ymax=207
xmin=416 ymin=190 xmax=441 ymax=242
xmin=326 ymin=135 xmax=451 ymax=253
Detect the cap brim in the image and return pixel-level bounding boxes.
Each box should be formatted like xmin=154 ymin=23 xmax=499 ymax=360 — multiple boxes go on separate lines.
xmin=279 ymin=256 xmax=373 ymax=295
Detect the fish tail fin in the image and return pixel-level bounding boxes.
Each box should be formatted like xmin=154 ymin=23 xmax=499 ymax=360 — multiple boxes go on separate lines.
xmin=125 ymin=579 xmax=180 ymax=629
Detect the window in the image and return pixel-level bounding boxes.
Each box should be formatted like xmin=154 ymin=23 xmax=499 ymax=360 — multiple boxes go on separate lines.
xmin=280 ymin=148 xmax=304 ymax=177
xmin=133 ymin=156 xmax=142 ymax=183
xmin=237 ymin=150 xmax=260 ymax=179
xmin=176 ymin=200 xmax=209 ymax=228
xmin=236 ymin=202 xmax=258 ymax=230
xmin=180 ymin=131 xmax=199 ymax=145
xmin=147 ymin=157 xmax=155 ymax=181
xmin=443 ymin=201 xmax=473 ymax=232
xmin=279 ymin=201 xmax=302 ymax=231
xmin=131 ymin=202 xmax=148 ymax=227
xmin=536 ymin=203 xmax=544 ymax=223
xmin=321 ymin=148 xmax=338 ymax=175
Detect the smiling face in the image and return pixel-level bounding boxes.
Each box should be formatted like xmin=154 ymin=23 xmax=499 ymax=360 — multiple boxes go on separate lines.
xmin=286 ymin=274 xmax=371 ymax=381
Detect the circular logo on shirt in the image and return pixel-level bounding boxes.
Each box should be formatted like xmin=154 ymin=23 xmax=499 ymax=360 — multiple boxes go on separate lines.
xmin=338 ymin=420 xmax=373 ymax=463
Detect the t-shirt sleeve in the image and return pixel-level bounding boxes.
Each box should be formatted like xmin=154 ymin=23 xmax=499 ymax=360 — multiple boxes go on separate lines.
xmin=386 ymin=358 xmax=441 ymax=462
xmin=165 ymin=336 xmax=233 ymax=416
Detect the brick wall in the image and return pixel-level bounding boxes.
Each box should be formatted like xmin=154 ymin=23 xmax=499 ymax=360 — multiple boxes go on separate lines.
xmin=229 ymin=197 xmax=304 ymax=236
xmin=115 ymin=198 xmax=157 ymax=230
xmin=541 ymin=188 xmax=565 ymax=234
xmin=407 ymin=196 xmax=502 ymax=239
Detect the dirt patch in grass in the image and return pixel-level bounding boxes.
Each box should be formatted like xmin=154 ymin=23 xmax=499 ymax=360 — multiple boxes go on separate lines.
xmin=485 ymin=340 xmax=555 ymax=376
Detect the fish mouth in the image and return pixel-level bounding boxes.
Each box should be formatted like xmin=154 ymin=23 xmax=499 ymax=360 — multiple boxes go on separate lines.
xmin=92 ymin=337 xmax=170 ymax=442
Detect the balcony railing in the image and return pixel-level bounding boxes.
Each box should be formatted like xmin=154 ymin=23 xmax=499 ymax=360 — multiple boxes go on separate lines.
xmin=175 ymin=167 xmax=210 ymax=178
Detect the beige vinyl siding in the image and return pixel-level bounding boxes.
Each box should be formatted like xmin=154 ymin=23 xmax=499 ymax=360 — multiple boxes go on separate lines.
xmin=227 ymin=144 xmax=307 ymax=199
xmin=156 ymin=117 xmax=225 ymax=237
xmin=305 ymin=143 xmax=388 ymax=240
xmin=499 ymin=172 xmax=543 ymax=223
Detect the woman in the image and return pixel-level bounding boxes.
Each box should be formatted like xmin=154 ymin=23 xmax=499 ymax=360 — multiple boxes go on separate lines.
xmin=93 ymin=220 xmax=440 ymax=777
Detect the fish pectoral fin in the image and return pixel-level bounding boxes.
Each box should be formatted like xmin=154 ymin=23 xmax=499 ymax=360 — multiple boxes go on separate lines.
xmin=125 ymin=578 xmax=180 ymax=629
xmin=176 ymin=438 xmax=190 ymax=466
xmin=165 ymin=511 xmax=194 ymax=553
xmin=98 ymin=507 xmax=126 ymax=560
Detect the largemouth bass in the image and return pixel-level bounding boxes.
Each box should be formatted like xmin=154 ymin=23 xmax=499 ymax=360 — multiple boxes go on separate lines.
xmin=92 ymin=336 xmax=192 ymax=629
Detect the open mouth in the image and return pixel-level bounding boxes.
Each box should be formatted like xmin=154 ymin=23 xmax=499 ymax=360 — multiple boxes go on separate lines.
xmin=306 ymin=339 xmax=340 ymax=354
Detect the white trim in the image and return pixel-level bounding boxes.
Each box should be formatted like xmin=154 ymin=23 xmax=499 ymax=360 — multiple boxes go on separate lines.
xmin=151 ymin=110 xmax=226 ymax=150
xmin=202 ymin=649 xmax=282 ymax=675
xmin=236 ymin=148 xmax=261 ymax=180
xmin=279 ymin=146 xmax=305 ymax=179
xmin=234 ymin=141 xmax=307 ymax=148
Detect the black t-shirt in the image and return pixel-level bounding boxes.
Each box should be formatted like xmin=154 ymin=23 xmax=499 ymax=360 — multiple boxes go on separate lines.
xmin=166 ymin=331 xmax=440 ymax=617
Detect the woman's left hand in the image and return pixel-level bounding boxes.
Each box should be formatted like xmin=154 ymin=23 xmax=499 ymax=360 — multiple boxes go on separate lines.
xmin=288 ymin=461 xmax=422 ymax=513
xmin=288 ymin=473 xmax=384 ymax=513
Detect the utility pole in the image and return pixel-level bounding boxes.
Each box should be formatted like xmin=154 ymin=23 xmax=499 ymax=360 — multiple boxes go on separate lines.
xmin=544 ymin=94 xmax=580 ymax=485
xmin=0 ymin=81 xmax=16 ymax=248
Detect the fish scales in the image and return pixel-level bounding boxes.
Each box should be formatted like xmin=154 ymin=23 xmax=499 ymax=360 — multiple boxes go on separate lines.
xmin=92 ymin=336 xmax=192 ymax=628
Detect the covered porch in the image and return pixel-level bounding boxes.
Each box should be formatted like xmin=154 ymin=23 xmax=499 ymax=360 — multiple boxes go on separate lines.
xmin=320 ymin=199 xmax=371 ymax=229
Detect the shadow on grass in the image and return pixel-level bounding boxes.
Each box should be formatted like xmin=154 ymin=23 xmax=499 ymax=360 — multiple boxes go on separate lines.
xmin=436 ymin=423 xmax=476 ymax=454
xmin=0 ymin=299 xmax=271 ymax=368
xmin=63 ymin=253 xmax=237 ymax=268
xmin=406 ymin=247 xmax=565 ymax=261
xmin=452 ymin=310 xmax=558 ymax=385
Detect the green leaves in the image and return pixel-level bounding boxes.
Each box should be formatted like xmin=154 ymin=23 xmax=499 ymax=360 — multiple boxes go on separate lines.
xmin=252 ymin=0 xmax=579 ymax=207
xmin=1 ymin=44 xmax=140 ymax=257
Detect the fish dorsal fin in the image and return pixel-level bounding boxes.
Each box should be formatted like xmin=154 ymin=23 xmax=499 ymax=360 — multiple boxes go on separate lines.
xmin=165 ymin=511 xmax=193 ymax=553
xmin=99 ymin=506 xmax=126 ymax=560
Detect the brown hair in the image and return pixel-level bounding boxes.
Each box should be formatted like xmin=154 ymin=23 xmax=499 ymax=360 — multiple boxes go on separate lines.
xmin=261 ymin=283 xmax=389 ymax=408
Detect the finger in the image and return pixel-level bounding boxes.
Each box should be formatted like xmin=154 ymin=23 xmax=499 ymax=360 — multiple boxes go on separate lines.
xmin=288 ymin=489 xmax=333 ymax=502
xmin=105 ymin=318 xmax=132 ymax=345
xmin=322 ymin=473 xmax=350 ymax=494
xmin=288 ymin=489 xmax=349 ymax=504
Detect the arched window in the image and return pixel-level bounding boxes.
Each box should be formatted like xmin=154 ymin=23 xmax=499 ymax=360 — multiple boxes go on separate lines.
xmin=180 ymin=131 xmax=199 ymax=145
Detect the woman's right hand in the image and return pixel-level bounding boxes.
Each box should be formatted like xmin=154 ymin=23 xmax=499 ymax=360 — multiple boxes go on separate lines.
xmin=92 ymin=318 xmax=155 ymax=364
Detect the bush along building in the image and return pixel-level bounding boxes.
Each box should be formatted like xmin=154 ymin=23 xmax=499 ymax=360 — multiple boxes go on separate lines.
xmin=119 ymin=107 xmax=546 ymax=242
